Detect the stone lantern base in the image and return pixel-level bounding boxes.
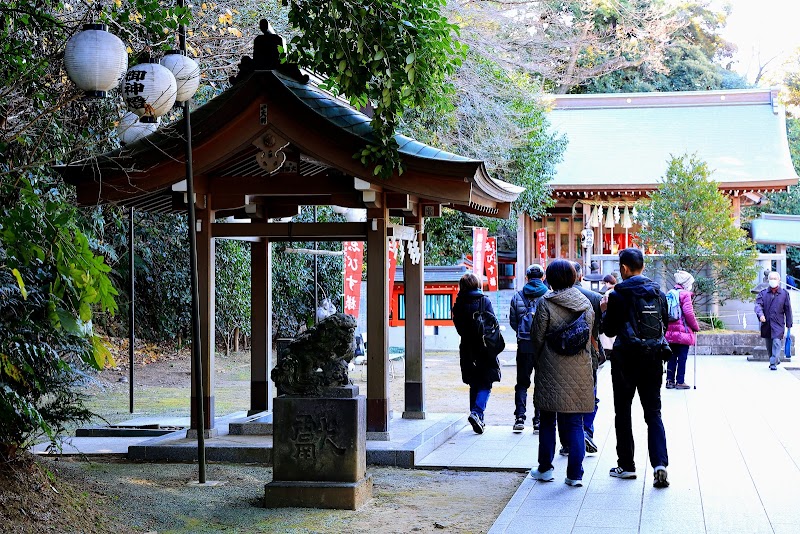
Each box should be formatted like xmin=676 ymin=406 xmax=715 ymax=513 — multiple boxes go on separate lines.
xmin=264 ymin=385 xmax=372 ymax=510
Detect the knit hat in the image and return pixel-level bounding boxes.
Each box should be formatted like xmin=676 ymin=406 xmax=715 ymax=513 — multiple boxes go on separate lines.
xmin=674 ymin=270 xmax=694 ymax=288
xmin=526 ymin=264 xmax=545 ymax=279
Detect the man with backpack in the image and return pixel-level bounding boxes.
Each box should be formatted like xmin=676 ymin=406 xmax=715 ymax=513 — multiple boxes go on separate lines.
xmin=600 ymin=248 xmax=671 ymax=489
xmin=509 ymin=264 xmax=548 ymax=433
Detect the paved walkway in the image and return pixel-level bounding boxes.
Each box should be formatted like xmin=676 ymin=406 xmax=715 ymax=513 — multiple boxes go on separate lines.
xmin=474 ymin=356 xmax=800 ymax=533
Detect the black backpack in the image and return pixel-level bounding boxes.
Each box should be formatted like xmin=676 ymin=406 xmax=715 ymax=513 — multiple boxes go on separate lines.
xmin=622 ymin=290 xmax=672 ymax=362
xmin=516 ymin=292 xmax=539 ymax=341
xmin=546 ymin=310 xmax=591 ymax=356
xmin=473 ymin=297 xmax=505 ymax=356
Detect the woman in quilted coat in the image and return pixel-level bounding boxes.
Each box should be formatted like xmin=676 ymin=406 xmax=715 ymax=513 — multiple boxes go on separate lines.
xmin=529 ymin=260 xmax=595 ymax=487
xmin=452 ymin=273 xmax=501 ymax=435
xmin=664 ymin=270 xmax=700 ymax=390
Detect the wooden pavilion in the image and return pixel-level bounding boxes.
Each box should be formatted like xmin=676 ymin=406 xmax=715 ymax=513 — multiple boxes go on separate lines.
xmin=57 ymin=23 xmax=522 ymax=436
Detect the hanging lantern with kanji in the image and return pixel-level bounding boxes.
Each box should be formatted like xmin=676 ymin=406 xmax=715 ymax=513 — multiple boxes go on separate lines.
xmin=122 ymin=58 xmax=177 ymax=121
xmin=64 ymin=24 xmax=128 ymax=98
xmin=159 ymin=51 xmax=201 ymax=102
xmin=116 ymin=111 xmax=159 ymax=145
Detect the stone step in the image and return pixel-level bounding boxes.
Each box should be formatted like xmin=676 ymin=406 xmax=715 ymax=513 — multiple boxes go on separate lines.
xmin=228 ymin=412 xmax=274 ymax=435
xmin=746 ymin=347 xmax=791 ymax=362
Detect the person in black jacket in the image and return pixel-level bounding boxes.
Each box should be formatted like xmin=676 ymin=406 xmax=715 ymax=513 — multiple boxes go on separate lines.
xmin=600 ymin=248 xmax=670 ymax=489
xmin=452 ymin=273 xmax=501 ymax=434
xmin=509 ymin=264 xmax=548 ymax=433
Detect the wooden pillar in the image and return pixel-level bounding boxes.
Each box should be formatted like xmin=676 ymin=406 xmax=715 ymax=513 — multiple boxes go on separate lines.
xmin=191 ymin=203 xmax=216 ymax=431
xmin=516 ymin=211 xmax=527 ymax=289
xmin=366 ymin=202 xmax=389 ymax=434
xmin=731 ymin=194 xmax=742 ymax=228
xmin=249 ymin=238 xmax=273 ymax=415
xmin=403 ymin=217 xmax=425 ymax=419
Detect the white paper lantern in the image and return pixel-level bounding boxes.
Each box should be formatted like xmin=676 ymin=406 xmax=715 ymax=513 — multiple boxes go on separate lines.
xmin=122 ymin=60 xmax=177 ymax=119
xmin=160 ymin=51 xmax=201 ymax=102
xmin=116 ymin=111 xmax=159 ymax=145
xmin=64 ymin=24 xmax=128 ymax=98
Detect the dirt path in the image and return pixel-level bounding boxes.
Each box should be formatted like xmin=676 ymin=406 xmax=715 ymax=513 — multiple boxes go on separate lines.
xmin=45 ymin=458 xmax=523 ymax=533
xmin=87 ymin=343 xmax=521 ymax=428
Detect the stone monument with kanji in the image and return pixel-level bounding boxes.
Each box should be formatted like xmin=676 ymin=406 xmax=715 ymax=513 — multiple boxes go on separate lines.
xmin=265 ymin=313 xmax=372 ymax=510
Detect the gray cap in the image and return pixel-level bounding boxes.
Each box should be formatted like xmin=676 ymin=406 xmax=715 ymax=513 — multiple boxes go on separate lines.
xmin=526 ymin=264 xmax=545 ymax=279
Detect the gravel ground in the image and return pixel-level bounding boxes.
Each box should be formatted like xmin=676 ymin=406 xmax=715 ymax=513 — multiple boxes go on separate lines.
xmin=45 ymin=458 xmax=523 ymax=533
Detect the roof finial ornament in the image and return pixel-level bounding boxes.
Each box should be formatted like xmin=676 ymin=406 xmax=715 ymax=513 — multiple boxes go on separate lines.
xmin=229 ymin=19 xmax=309 ymax=85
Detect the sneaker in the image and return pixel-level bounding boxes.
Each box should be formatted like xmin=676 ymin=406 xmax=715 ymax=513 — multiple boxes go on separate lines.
xmin=564 ymin=478 xmax=583 ymax=487
xmin=532 ymin=421 xmax=540 ymax=434
xmin=512 ymin=418 xmax=525 ymax=433
xmin=675 ymin=383 xmax=690 ymax=390
xmin=529 ymin=468 xmax=554 ymax=482
xmin=559 ymin=446 xmax=569 ymax=456
xmin=770 ymin=364 xmax=778 ymax=371
xmin=665 ymin=380 xmax=675 ymax=389
xmin=653 ymin=466 xmax=669 ymax=488
xmin=468 ymin=413 xmax=485 ymax=434
xmin=609 ymin=467 xmax=637 ymax=479
xmin=584 ymin=434 xmax=598 ymax=454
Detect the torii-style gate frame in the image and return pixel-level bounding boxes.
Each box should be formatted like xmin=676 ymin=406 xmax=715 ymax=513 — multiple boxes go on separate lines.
xmin=57 ymin=22 xmax=522 ymax=435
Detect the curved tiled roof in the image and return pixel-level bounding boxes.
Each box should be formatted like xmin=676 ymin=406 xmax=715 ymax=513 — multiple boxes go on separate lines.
xmin=547 ymin=88 xmax=798 ymax=190
xmin=277 ymin=74 xmax=476 ymax=163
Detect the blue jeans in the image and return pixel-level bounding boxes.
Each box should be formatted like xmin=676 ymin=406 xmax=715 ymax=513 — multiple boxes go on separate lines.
xmin=539 ymin=411 xmax=586 ymax=481
xmin=667 ymin=343 xmax=690 ymax=383
xmin=582 ymin=391 xmax=599 ymax=438
xmin=470 ymin=387 xmax=491 ymax=421
xmin=765 ymin=337 xmax=784 ymax=366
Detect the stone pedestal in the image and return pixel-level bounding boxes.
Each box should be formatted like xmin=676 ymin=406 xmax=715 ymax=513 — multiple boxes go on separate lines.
xmin=264 ymin=385 xmax=372 ymax=510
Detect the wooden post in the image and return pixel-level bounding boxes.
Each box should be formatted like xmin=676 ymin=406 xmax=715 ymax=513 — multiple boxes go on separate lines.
xmin=516 ymin=211 xmax=527 ymax=289
xmin=403 ymin=217 xmax=425 ymax=419
xmin=191 ymin=204 xmax=216 ymax=432
xmin=731 ymin=194 xmax=742 ymax=228
xmin=366 ymin=202 xmax=389 ymax=435
xmin=249 ymin=238 xmax=273 ymax=415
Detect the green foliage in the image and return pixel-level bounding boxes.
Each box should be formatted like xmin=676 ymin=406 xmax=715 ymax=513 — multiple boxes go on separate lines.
xmin=578 ymin=1 xmax=748 ymax=93
xmin=402 ymin=51 xmax=564 ymax=221
xmin=271 ymin=207 xmax=346 ymax=338
xmin=637 ymin=154 xmax=758 ymax=305
xmin=0 ymin=178 xmax=116 ymax=455
xmin=284 ymin=0 xmax=466 ymax=178
xmin=215 ymin=239 xmax=251 ymax=355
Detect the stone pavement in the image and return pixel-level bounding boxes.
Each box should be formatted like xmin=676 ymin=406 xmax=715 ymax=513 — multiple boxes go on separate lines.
xmin=481 ymin=356 xmax=800 ymax=533
xmin=31 ymin=354 xmax=800 ymax=533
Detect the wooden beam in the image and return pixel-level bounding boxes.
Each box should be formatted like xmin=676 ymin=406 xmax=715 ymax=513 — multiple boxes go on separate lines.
xmin=207 ymin=174 xmax=353 ymax=196
xmin=210 ymin=222 xmax=368 ymax=241
xmin=386 ymin=193 xmax=411 ymax=210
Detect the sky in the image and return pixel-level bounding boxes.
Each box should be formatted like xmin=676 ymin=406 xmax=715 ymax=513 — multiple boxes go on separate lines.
xmin=711 ymin=0 xmax=800 ymax=84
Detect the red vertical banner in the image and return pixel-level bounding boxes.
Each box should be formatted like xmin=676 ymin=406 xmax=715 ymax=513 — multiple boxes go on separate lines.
xmin=485 ymin=237 xmax=498 ymax=291
xmin=536 ymin=228 xmax=547 ymax=266
xmin=387 ymin=240 xmax=399 ymax=317
xmin=343 ymin=241 xmax=363 ymax=318
xmin=472 ymin=227 xmax=488 ymax=282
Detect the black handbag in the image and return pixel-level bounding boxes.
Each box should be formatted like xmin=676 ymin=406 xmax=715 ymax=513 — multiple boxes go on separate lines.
xmin=473 ymin=297 xmax=505 ymax=356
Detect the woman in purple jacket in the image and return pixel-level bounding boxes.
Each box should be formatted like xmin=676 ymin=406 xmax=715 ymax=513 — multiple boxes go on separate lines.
xmin=665 ymin=270 xmax=701 ymax=390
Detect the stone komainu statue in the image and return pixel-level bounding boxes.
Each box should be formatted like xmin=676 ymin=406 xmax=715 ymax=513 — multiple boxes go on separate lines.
xmin=271 ymin=313 xmax=357 ymax=396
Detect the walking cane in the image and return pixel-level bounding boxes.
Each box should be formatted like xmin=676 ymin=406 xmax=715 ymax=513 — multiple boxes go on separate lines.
xmin=693 ymin=343 xmax=697 ymax=389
